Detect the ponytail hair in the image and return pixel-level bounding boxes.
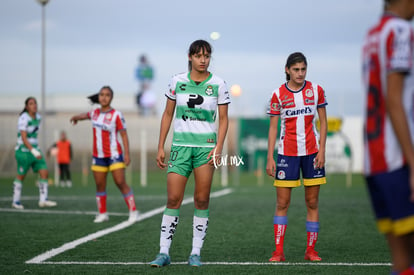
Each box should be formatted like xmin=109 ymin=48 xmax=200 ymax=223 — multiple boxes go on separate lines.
xmin=87 ymin=86 xmax=114 ymax=104
xmin=20 ymin=97 xmax=36 ymax=116
xmin=87 ymin=93 xmax=99 ymax=104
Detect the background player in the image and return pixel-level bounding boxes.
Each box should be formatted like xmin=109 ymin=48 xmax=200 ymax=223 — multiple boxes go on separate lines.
xmin=12 ymin=97 xmax=57 ymax=209
xmin=150 ymin=40 xmax=230 ymax=268
xmin=362 ymin=0 xmax=414 ymax=273
xmin=70 ymin=86 xmax=139 ymax=223
xmin=266 ymin=52 xmax=328 ymax=262
xmin=48 ymin=130 xmax=73 ymax=187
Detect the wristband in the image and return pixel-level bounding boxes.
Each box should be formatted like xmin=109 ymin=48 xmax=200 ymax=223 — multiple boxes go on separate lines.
xmin=31 ymin=148 xmax=41 ymax=158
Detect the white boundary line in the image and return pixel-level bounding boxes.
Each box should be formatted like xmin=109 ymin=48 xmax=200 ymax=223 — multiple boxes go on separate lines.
xmin=0 ymin=195 xmax=167 ymax=201
xmin=26 ymin=188 xmax=233 ymax=264
xmin=35 ymin=261 xmax=392 ymax=267
xmin=0 ymin=208 xmax=129 ymax=216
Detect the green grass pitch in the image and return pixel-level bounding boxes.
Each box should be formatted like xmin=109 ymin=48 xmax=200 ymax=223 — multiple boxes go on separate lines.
xmin=0 ymin=171 xmax=390 ymax=274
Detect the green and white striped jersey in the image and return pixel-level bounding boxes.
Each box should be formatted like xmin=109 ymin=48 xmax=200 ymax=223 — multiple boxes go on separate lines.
xmin=166 ymin=72 xmax=230 ymax=147
xmin=15 ymin=112 xmax=41 ymax=152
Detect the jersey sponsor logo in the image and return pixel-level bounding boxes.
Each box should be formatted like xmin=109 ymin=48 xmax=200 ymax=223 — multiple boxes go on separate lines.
xmin=305 ymin=98 xmax=315 ymax=104
xmin=181 ymin=115 xmax=207 ymax=122
xmin=179 ymin=84 xmax=187 ymax=91
xmin=283 ymin=102 xmax=295 ymax=108
xmin=277 ymin=159 xmax=288 ymax=168
xmin=285 ymin=106 xmax=312 ymax=116
xmin=92 ymin=122 xmax=111 ymax=131
xmin=281 ymin=95 xmax=295 ymax=108
xmin=187 ymin=94 xmax=204 ymax=108
xmin=205 ymin=85 xmax=213 ymax=96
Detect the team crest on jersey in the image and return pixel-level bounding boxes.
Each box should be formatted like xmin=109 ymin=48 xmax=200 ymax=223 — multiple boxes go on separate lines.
xmin=305 ymin=89 xmax=313 ymax=97
xmin=205 ymin=85 xmax=213 ymax=96
xmin=277 ymin=170 xmax=286 ymax=179
xmin=104 ymin=113 xmax=113 ymax=124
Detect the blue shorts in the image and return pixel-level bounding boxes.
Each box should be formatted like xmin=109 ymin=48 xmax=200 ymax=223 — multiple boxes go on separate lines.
xmin=366 ymin=166 xmax=414 ymax=236
xmin=274 ymin=153 xmax=326 ymax=187
xmin=91 ymin=155 xmax=125 ymax=172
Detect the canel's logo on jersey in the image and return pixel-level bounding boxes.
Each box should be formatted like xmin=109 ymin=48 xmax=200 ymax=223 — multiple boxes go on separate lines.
xmin=205 ymin=85 xmax=213 ymax=96
xmin=92 ymin=122 xmax=111 ymax=131
xmin=285 ymin=106 xmax=312 ymax=116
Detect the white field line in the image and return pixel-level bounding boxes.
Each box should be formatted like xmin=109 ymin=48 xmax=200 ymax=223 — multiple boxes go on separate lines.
xmin=25 ymin=188 xmax=233 ymax=264
xmin=35 ymin=261 xmax=392 ymax=267
xmin=0 ymin=208 xmax=128 ymax=216
xmin=0 ymin=195 xmax=166 ymax=201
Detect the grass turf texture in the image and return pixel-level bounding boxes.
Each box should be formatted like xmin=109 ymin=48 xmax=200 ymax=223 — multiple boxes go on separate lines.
xmin=0 ymin=172 xmax=390 ymax=274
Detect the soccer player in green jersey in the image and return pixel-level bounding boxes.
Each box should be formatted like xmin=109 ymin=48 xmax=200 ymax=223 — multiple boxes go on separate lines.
xmin=12 ymin=97 xmax=57 ymax=209
xmin=150 ymin=40 xmax=230 ymax=268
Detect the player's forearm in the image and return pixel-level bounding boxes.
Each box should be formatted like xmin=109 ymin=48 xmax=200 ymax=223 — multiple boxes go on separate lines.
xmin=21 ymin=131 xmax=34 ymax=150
xmin=120 ymin=130 xmax=130 ymax=156
xmin=267 ymin=117 xmax=279 ymax=159
xmin=215 ymin=116 xmax=228 ymax=153
xmin=215 ymin=105 xmax=229 ymax=152
xmin=158 ymin=112 xmax=172 ymax=150
xmin=72 ymin=113 xmax=89 ymax=121
xmin=387 ymin=73 xmax=414 ymax=165
xmin=389 ymin=105 xmax=414 ymax=163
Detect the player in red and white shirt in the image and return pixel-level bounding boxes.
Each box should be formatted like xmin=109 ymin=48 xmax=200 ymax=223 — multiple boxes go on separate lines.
xmin=266 ymin=52 xmax=328 ymax=263
xmin=362 ymin=0 xmax=414 ymax=273
xmin=70 ymin=86 xmax=139 ymax=223
xmin=88 ymin=107 xmax=124 ymax=159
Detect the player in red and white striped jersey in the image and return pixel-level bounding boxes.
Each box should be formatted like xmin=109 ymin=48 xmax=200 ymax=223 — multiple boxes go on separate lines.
xmin=266 ymin=52 xmax=328 ymax=262
xmin=70 ymin=86 xmax=139 ymax=223
xmin=88 ymin=107 xmax=124 ymax=159
xmin=362 ymin=0 xmax=414 ymax=273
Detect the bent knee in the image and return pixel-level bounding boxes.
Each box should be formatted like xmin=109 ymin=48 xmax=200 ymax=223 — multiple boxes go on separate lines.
xmin=276 ymin=201 xmax=290 ymax=211
xmin=194 ymin=197 xmax=210 ymax=209
xmin=305 ymin=199 xmax=319 ymax=210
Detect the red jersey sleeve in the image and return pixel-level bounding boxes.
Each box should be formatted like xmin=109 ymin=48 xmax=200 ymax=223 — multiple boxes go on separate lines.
xmin=268 ymin=92 xmax=281 ymax=115
xmin=316 ymin=85 xmax=328 ymax=107
xmin=115 ymin=112 xmax=126 ymax=132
